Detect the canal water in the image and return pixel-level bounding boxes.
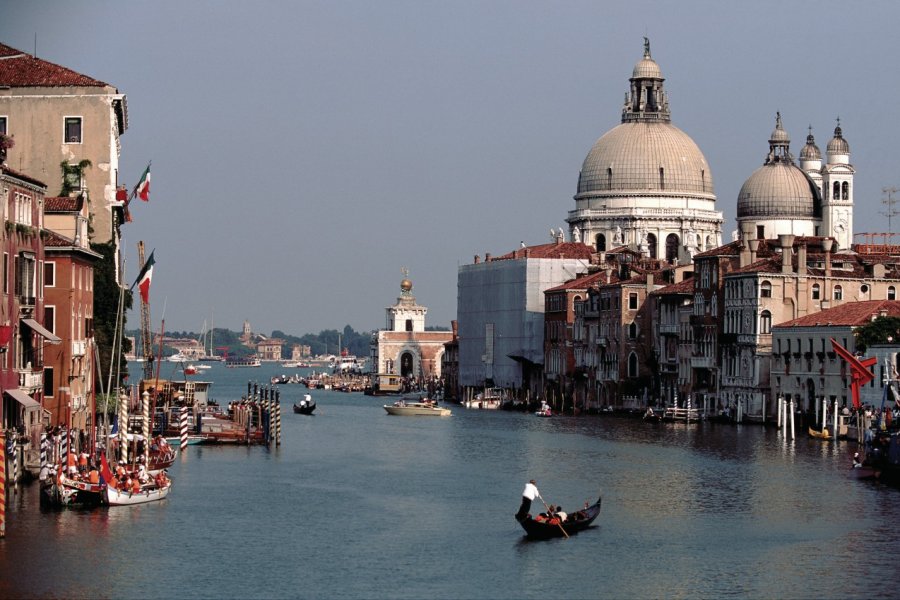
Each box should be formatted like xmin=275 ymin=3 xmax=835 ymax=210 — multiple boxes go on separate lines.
xmin=2 ymin=361 xmax=899 ymax=599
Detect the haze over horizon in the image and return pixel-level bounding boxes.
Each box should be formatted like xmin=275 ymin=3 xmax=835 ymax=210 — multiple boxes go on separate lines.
xmin=3 ymin=0 xmax=899 ymax=336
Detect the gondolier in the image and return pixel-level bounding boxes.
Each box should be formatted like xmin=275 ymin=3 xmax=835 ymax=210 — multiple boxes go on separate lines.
xmin=515 ymin=479 xmax=540 ymax=521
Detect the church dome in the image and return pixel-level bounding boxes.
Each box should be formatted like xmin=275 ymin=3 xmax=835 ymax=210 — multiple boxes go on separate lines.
xmin=632 ymin=56 xmax=662 ymax=79
xmin=737 ymin=162 xmax=820 ymax=219
xmin=827 ymin=121 xmax=850 ymax=155
xmin=799 ymin=127 xmax=821 ymax=161
xmin=577 ymin=122 xmax=714 ymax=197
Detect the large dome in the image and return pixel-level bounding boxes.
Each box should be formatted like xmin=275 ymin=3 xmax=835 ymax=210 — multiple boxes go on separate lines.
xmin=737 ymin=162 xmax=820 ymax=218
xmin=577 ymin=122 xmax=714 ymax=197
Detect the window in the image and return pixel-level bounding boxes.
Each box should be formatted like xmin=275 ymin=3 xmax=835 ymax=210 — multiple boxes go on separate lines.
xmin=64 ymin=117 xmax=82 ymax=143
xmin=15 ymin=252 xmax=36 ymax=302
xmin=0 ymin=116 xmax=6 ymax=135
xmin=890 ymin=286 xmax=896 ymax=301
xmin=628 ymin=293 xmax=638 ymax=310
xmin=628 ymin=352 xmax=638 ymax=378
xmin=842 ymin=181 xmax=849 ymax=200
xmin=405 ymin=319 xmax=413 ymax=332
xmin=812 ymin=283 xmax=820 ymax=300
xmin=628 ymin=322 xmax=637 ymax=339
xmin=760 ymin=281 xmax=772 ymax=298
xmin=14 ymin=192 xmax=32 ymax=225
xmin=43 ymin=366 xmax=54 ymax=397
xmin=595 ymin=233 xmax=606 ymax=252
xmin=834 ymin=285 xmax=843 ymax=300
xmin=44 ymin=306 xmax=56 ymax=334
xmin=760 ymin=310 xmax=772 ymax=334
xmin=833 ymin=181 xmax=840 ymax=201
xmin=44 ymin=262 xmax=56 ymax=287
xmin=757 ymin=225 xmax=765 ymax=239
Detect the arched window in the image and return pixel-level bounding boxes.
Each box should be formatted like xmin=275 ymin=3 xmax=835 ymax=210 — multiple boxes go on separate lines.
xmin=628 ymin=322 xmax=637 ymax=339
xmin=659 ymin=167 xmax=665 ymax=190
xmin=647 ymin=232 xmax=657 ymax=259
xmin=628 ymin=352 xmax=638 ymax=378
xmin=812 ymin=283 xmax=821 ymax=300
xmin=889 ymin=286 xmax=896 ymax=301
xmin=842 ymin=181 xmax=849 ymax=200
xmin=833 ymin=181 xmax=840 ymax=200
xmin=665 ymin=233 xmax=680 ymax=263
xmin=607 ymin=167 xmax=612 ymax=189
xmin=760 ymin=310 xmax=772 ymax=334
xmin=596 ymin=233 xmax=606 ymax=252
xmin=760 ymin=281 xmax=772 ymax=298
xmin=834 ymin=284 xmax=843 ymax=300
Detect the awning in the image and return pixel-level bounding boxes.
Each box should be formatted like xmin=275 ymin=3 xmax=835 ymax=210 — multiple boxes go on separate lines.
xmin=5 ymin=388 xmax=40 ymax=409
xmin=22 ymin=318 xmax=61 ymax=343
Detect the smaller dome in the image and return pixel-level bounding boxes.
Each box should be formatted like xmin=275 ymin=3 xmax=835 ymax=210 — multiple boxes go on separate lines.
xmin=632 ymin=57 xmax=662 ymax=79
xmin=827 ymin=120 xmax=850 ymax=155
xmin=737 ymin=162 xmax=820 ymax=219
xmin=800 ymin=126 xmax=821 ymax=161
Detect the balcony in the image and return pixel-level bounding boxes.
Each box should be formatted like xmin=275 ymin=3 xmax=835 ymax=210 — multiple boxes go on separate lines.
xmin=659 ymin=323 xmax=678 ymax=334
xmin=17 ymin=369 xmax=42 ymax=389
xmin=72 ymin=340 xmax=86 ymax=356
xmin=690 ymin=356 xmax=715 ymax=369
xmin=18 ymin=295 xmax=35 ymax=307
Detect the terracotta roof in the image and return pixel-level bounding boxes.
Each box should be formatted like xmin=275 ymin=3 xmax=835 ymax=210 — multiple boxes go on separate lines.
xmin=0 ymin=164 xmax=47 ymax=188
xmin=650 ymin=277 xmax=695 ymax=295
xmin=43 ymin=230 xmax=75 ymax=247
xmin=493 ymin=241 xmax=594 ymax=261
xmin=44 ymin=196 xmax=84 ymax=212
xmin=774 ymin=300 xmax=900 ymax=328
xmin=0 ymin=43 xmax=110 ymax=87
xmin=545 ymin=270 xmax=607 ymax=293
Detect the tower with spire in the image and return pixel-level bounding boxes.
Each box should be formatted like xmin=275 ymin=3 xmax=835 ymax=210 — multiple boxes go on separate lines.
xmin=821 ymin=118 xmax=854 ymax=249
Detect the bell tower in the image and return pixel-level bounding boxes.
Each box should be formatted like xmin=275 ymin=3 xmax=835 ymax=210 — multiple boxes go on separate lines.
xmin=821 ymin=118 xmax=854 ymax=250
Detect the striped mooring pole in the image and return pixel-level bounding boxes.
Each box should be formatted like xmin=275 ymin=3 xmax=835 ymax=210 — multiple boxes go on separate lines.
xmin=179 ymin=405 xmax=189 ymax=451
xmin=40 ymin=432 xmax=48 ymax=474
xmin=1 ymin=430 xmax=6 ymax=537
xmin=275 ymin=389 xmax=282 ymax=447
xmin=119 ymin=390 xmax=129 ymax=465
xmin=11 ymin=437 xmax=19 ymax=490
xmin=142 ymin=391 xmax=150 ymax=464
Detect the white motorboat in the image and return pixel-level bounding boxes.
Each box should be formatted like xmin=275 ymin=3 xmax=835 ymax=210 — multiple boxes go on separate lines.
xmin=384 ymin=397 xmax=451 ymax=417
xmin=464 ymin=388 xmax=504 ymax=410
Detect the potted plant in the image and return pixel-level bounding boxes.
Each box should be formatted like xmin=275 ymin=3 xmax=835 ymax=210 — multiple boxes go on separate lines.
xmin=0 ymin=133 xmax=14 ymax=163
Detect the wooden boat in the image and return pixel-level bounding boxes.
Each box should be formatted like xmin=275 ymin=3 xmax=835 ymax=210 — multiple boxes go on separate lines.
xmin=293 ymin=397 xmax=316 ymax=415
xmin=106 ymin=479 xmax=171 ymax=506
xmin=808 ymin=426 xmax=833 ymax=440
xmin=164 ymin=434 xmax=210 ymax=446
xmin=517 ymin=497 xmax=602 ymax=540
xmin=41 ymin=471 xmax=105 ymax=508
xmin=384 ymin=398 xmax=451 ymax=416
xmin=101 ymin=454 xmax=172 ymax=506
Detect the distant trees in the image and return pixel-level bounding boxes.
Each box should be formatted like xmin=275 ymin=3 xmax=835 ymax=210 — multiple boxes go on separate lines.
xmin=854 ymin=316 xmax=900 ymax=352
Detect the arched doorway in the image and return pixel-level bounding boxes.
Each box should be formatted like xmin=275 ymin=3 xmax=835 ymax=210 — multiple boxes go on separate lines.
xmin=647 ymin=233 xmax=657 ymax=259
xmin=665 ymin=233 xmax=680 ymax=263
xmin=400 ymin=352 xmax=415 ymax=377
xmin=595 ymin=233 xmax=606 ymax=252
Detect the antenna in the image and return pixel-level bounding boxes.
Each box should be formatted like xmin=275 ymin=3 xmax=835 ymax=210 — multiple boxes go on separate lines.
xmin=33 ymin=32 xmax=36 ymax=58
xmin=881 ymin=187 xmax=900 ymax=236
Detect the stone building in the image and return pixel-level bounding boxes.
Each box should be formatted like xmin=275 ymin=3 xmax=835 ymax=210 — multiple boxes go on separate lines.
xmin=567 ymin=39 xmax=723 ymax=262
xmin=0 ymin=43 xmax=129 ymax=270
xmin=371 ymin=273 xmax=451 ymax=383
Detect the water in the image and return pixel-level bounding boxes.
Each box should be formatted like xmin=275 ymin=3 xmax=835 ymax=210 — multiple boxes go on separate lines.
xmin=2 ymin=361 xmax=899 ymax=599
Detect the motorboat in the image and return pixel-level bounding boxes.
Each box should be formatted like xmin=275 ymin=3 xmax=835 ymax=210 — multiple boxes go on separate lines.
xmin=384 ymin=397 xmax=451 ymax=417
xmin=464 ymin=388 xmax=504 ymax=410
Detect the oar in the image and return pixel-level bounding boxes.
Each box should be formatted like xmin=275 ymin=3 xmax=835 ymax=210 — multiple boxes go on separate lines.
xmin=538 ymin=496 xmax=569 ymax=539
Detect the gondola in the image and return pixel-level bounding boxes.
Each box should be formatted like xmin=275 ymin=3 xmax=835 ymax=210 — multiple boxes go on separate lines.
xmin=293 ymin=400 xmax=316 ymax=415
xmin=516 ymin=496 xmax=602 ymax=540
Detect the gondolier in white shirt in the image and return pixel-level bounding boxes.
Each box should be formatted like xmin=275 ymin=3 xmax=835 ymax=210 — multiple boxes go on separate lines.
xmin=515 ymin=479 xmax=541 ymax=521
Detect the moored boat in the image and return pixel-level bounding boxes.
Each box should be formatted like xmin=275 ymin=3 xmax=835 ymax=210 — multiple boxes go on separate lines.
xmin=101 ymin=454 xmax=172 ymax=506
xmin=384 ymin=397 xmax=451 ymax=417
xmin=516 ymin=497 xmax=602 ymax=540
xmin=464 ymin=388 xmax=504 ymax=410
xmin=808 ymin=426 xmax=833 ymax=440
xmin=41 ymin=471 xmax=105 ymax=508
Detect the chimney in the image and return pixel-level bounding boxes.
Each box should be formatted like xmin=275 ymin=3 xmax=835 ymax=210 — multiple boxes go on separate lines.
xmin=605 ymin=267 xmax=613 ymax=284
xmin=485 ymin=252 xmax=492 ymax=262
xmin=474 ymin=255 xmax=480 ymax=264
xmin=451 ymin=320 xmax=458 ymax=340
xmin=748 ymin=239 xmax=760 ymax=264
xmin=646 ymin=272 xmax=654 ymax=292
xmin=798 ymin=243 xmax=807 ymax=275
xmin=739 ymin=222 xmax=755 ymax=267
xmin=822 ymin=238 xmax=833 ymax=276
xmin=525 ymin=248 xmax=531 ymax=258
xmin=779 ymin=234 xmax=795 ymax=274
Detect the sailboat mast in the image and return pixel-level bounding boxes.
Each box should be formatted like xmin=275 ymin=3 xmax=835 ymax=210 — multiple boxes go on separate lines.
xmin=137 ymin=242 xmax=154 ymax=381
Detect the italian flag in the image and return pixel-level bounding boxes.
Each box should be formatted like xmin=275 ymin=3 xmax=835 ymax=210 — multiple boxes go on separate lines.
xmin=136 ymin=164 xmax=151 ymax=201
xmin=131 ymin=251 xmax=156 ymax=304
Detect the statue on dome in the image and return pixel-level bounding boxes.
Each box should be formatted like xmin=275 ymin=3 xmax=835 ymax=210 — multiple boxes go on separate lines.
xmin=643 ymin=37 xmax=651 ymax=57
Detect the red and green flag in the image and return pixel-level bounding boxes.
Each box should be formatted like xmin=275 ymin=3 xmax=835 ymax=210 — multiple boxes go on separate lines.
xmin=130 ymin=251 xmax=156 ymax=304
xmin=135 ymin=163 xmax=151 ymax=202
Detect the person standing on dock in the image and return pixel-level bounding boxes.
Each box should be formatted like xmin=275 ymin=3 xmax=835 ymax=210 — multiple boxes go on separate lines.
xmin=516 ymin=479 xmax=541 ymax=521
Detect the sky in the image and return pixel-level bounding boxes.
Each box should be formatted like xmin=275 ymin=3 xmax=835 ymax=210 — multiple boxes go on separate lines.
xmin=2 ymin=0 xmax=899 ymax=336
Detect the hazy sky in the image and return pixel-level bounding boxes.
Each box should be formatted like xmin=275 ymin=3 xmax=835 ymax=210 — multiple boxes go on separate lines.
xmin=2 ymin=1 xmax=899 ymax=336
